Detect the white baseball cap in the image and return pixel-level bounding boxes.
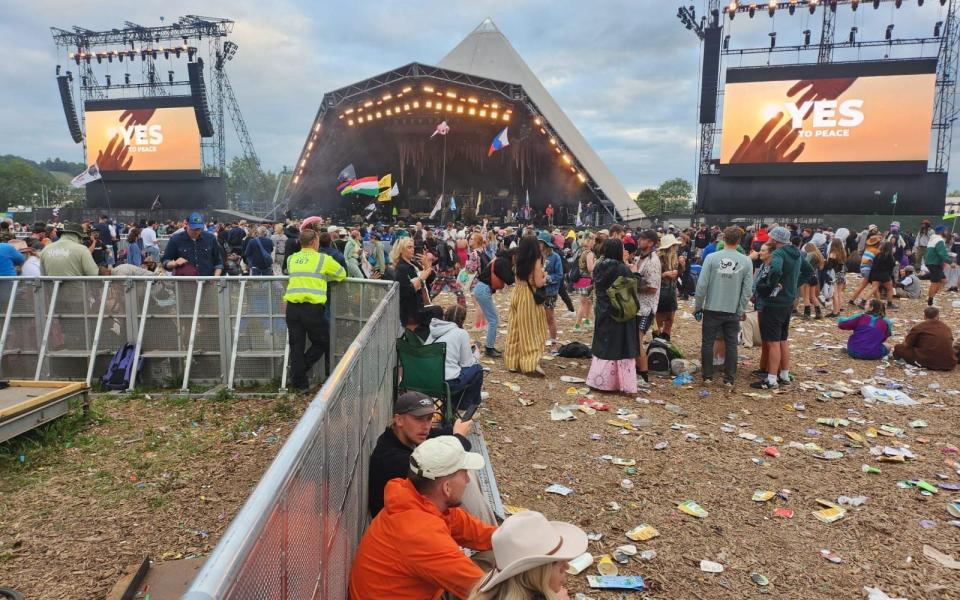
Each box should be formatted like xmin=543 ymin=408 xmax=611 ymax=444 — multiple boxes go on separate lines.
xmin=410 ymin=436 xmax=484 ymax=480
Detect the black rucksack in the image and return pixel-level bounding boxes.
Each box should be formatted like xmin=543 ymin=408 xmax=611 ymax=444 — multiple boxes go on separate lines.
xmin=566 ymin=250 xmax=583 ymax=284
xmin=646 ymin=339 xmax=672 ymax=376
xmin=558 ymin=341 xmax=592 ymax=358
xmin=100 ymin=344 xmax=144 ymax=391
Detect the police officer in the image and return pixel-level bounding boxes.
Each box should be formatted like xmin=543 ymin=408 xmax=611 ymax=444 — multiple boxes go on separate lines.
xmin=284 ymin=227 xmax=347 ymax=391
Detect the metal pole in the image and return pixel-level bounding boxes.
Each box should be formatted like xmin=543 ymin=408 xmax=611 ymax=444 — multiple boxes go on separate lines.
xmin=227 ymin=279 xmax=246 ymax=389
xmin=34 ymin=281 xmax=60 ymax=381
xmin=0 ymin=280 xmax=19 ymax=377
xmin=181 ymin=281 xmax=204 ymax=391
xmin=85 ymin=280 xmax=110 ymax=387
xmin=279 ymin=329 xmax=290 ymax=392
xmin=127 ymin=280 xmax=153 ymax=391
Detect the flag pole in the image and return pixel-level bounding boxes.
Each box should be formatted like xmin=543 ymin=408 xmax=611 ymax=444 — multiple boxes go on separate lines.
xmin=440 ymin=134 xmax=447 ymax=226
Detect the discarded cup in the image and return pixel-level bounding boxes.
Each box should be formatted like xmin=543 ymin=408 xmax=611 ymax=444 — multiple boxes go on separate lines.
xmin=597 ymin=554 xmax=618 ymax=576
xmin=620 ymin=479 xmax=634 ymax=490
xmin=625 ymin=523 xmax=660 ymax=541
xmin=567 ymin=552 xmax=594 ymax=575
xmin=678 ymin=500 xmax=709 ymax=518
xmin=615 ymin=544 xmax=637 ymax=556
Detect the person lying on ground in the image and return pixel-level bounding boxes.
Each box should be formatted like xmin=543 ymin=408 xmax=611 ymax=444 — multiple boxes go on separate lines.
xmin=349 ymin=436 xmax=495 ymax=600
xmin=838 ymin=299 xmax=892 ymax=360
xmin=893 ymin=306 xmax=957 ymax=371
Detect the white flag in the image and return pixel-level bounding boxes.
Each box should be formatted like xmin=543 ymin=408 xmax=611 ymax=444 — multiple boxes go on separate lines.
xmin=390 ymin=182 xmax=399 ymax=197
xmin=476 ymin=191 xmax=482 ymax=214
xmin=576 ymin=201 xmax=582 ymax=227
xmin=430 ymin=121 xmax=450 ymax=138
xmin=71 ymin=163 xmax=102 ymax=188
xmin=429 ymin=194 xmax=443 ymax=219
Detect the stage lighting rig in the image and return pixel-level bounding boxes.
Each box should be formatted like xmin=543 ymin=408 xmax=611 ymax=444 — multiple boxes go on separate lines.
xmin=769 ymin=31 xmax=777 ymax=47
xmin=852 ymin=0 xmax=859 ymax=10
xmin=849 ymin=26 xmax=858 ymax=42
xmin=749 ymin=2 xmax=757 ymax=17
xmin=935 ymin=20 xmax=943 ymax=36
xmin=803 ymin=29 xmax=812 ymax=45
xmin=769 ymin=0 xmax=778 ymax=16
xmin=885 ymin=23 xmax=895 ymax=40
xmin=789 ymin=0 xmax=797 ymax=14
xmin=809 ymin=0 xmax=818 ymax=14
xmin=677 ymin=5 xmax=707 ymax=40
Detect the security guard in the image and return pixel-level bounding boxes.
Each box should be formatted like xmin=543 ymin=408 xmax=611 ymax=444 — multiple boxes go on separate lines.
xmin=284 ymin=227 xmax=347 ymax=391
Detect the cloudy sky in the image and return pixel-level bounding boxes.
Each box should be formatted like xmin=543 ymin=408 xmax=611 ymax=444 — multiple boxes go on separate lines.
xmin=0 ymin=0 xmax=956 ymax=193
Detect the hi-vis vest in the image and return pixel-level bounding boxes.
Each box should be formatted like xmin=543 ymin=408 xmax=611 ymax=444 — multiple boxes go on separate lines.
xmin=283 ymin=249 xmax=347 ymax=304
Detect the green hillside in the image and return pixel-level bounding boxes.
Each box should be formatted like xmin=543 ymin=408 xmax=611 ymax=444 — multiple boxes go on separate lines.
xmin=0 ymin=155 xmax=83 ymax=209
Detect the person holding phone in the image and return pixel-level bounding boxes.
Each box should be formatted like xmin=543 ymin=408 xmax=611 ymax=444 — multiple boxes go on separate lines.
xmin=392 ymin=237 xmax=435 ymax=331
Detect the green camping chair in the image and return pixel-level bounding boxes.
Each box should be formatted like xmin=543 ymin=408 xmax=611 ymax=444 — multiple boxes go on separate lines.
xmin=395 ymin=336 xmax=466 ymax=426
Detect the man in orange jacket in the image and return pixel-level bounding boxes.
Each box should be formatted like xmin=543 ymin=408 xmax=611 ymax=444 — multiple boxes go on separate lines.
xmin=348 ymin=436 xmax=496 ymax=600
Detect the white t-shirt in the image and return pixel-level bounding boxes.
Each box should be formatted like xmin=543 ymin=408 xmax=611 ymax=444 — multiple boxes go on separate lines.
xmin=140 ymin=226 xmax=158 ymax=248
xmin=21 ymin=256 xmax=42 ymax=277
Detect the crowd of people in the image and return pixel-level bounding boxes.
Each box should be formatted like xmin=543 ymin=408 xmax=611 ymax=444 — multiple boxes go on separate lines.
xmin=3 ymin=211 xmax=960 ymax=598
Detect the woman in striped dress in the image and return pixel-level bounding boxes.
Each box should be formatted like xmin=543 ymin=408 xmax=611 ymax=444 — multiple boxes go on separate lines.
xmin=504 ymin=235 xmax=548 ymax=375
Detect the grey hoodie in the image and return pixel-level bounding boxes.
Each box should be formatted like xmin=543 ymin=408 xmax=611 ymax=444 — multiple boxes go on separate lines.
xmin=425 ymin=318 xmax=478 ymax=380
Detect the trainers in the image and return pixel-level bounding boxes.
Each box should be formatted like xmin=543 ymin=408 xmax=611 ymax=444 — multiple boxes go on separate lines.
xmin=777 ymin=377 xmax=792 ymax=386
xmin=573 ymin=322 xmax=581 ymax=332
xmin=751 ymin=369 xmax=767 ymax=378
xmin=723 ymin=379 xmax=735 ymax=389
xmin=803 ymin=306 xmax=811 ymax=319
xmin=584 ymin=319 xmax=591 ymax=326
xmin=484 ymin=347 xmax=503 ymax=358
xmin=814 ymin=307 xmax=823 ymax=319
xmin=750 ymin=379 xmax=779 ymax=390
xmin=545 ymin=339 xmax=555 ymax=347
xmin=702 ymin=377 xmax=713 ymax=385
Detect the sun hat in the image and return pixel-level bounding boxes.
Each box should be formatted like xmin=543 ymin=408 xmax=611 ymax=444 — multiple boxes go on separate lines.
xmin=536 ymin=231 xmax=554 ymax=248
xmin=394 ymin=391 xmax=437 ymax=417
xmin=409 ymin=436 xmax=484 ymax=480
xmin=768 ymin=227 xmax=791 ymax=244
xmin=299 ymin=216 xmax=322 ymax=231
xmin=478 ymin=511 xmax=588 ymax=592
xmin=188 ymin=212 xmax=205 ymax=230
xmin=659 ymin=234 xmax=680 ymax=248
xmin=59 ymin=224 xmax=84 ymax=239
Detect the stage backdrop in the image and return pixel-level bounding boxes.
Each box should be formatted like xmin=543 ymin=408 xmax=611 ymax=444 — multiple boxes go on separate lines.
xmin=719 ymin=59 xmax=937 ymax=177
xmin=84 ymin=96 xmax=202 ymax=173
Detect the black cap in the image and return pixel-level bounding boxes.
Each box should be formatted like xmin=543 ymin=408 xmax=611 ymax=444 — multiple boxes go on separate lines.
xmin=394 ymin=391 xmax=437 ymax=416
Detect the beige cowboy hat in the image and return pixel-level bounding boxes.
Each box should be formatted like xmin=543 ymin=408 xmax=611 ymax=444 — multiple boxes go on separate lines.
xmin=478 ymin=511 xmax=587 ymax=592
xmin=659 ymin=234 xmax=680 ymax=248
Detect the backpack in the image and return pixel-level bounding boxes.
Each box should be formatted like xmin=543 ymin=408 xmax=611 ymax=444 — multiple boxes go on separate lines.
xmin=646 ymin=339 xmax=672 ymax=376
xmin=566 ymin=250 xmax=583 ymax=284
xmin=489 ymin=258 xmax=506 ymax=291
xmin=607 ymin=274 xmax=639 ymax=323
xmin=557 ymin=341 xmax=592 ymax=358
xmin=100 ymin=343 xmax=144 ymax=391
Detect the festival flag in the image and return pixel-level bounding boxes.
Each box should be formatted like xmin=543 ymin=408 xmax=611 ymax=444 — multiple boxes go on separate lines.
xmin=378 ymin=174 xmax=392 ymax=189
xmin=429 ymin=194 xmax=443 ymax=219
xmin=891 ymin=192 xmax=899 ymax=205
xmin=575 ymin=201 xmax=583 ymax=227
xmin=70 ymin=163 xmax=101 ymax=188
xmin=431 ymin=121 xmax=450 ymax=138
xmin=364 ymin=202 xmax=377 ymax=220
xmin=390 ymin=182 xmax=399 ymax=197
xmin=392 ymin=206 xmax=398 ymax=216
xmin=476 ymin=191 xmax=482 ymax=214
xmin=944 ymin=212 xmax=957 ymax=221
xmin=150 ymin=195 xmax=162 ymax=211
xmin=350 ymin=176 xmax=380 ymax=196
xmin=488 ymin=126 xmax=510 ymax=157
xmin=377 ymin=188 xmax=391 ymax=202
xmin=337 ymin=163 xmax=357 ymax=183
xmin=449 ymin=196 xmax=457 ymax=212
xmin=339 ymin=179 xmax=355 ymax=195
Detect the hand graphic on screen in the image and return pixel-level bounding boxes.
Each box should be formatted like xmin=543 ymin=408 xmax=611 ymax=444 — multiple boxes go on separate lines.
xmin=118 ymin=108 xmax=156 ymax=127
xmin=730 ymin=112 xmax=805 ymax=164
xmin=787 ymin=77 xmax=857 ymax=118
xmin=97 ymin=135 xmax=134 ymax=171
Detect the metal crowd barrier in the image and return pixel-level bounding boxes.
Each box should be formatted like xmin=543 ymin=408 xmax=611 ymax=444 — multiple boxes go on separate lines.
xmin=0 ymin=276 xmax=391 ymax=391
xmin=183 ymin=281 xmax=400 ymax=599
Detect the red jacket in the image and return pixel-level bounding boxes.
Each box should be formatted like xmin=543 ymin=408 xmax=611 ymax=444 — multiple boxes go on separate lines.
xmin=348 ymin=478 xmax=495 ymax=600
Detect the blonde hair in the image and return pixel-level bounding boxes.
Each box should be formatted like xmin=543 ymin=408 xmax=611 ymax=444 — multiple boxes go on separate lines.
xmin=659 ymin=244 xmax=678 ymax=272
xmin=803 ymin=243 xmax=825 ymax=269
xmin=468 ymin=563 xmax=561 ymax=600
xmin=274 ymin=223 xmax=284 ymax=235
xmin=390 ymin=236 xmax=414 ymax=265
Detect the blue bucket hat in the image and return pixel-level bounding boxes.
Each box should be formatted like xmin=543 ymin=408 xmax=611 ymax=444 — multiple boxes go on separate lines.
xmin=536 ymin=231 xmax=554 ymax=248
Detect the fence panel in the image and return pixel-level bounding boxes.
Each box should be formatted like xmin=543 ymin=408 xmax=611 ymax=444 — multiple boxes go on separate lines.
xmin=182 ymin=281 xmax=399 ymax=600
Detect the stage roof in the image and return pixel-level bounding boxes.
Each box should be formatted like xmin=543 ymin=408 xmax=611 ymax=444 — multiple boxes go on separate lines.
xmin=289 ymin=18 xmax=640 ymax=220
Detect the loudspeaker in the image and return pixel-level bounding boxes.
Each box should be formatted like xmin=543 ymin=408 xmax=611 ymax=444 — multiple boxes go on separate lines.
xmin=57 ymin=75 xmax=83 ymax=143
xmin=699 ymin=26 xmax=723 ymax=124
xmin=188 ymin=58 xmax=215 ymax=137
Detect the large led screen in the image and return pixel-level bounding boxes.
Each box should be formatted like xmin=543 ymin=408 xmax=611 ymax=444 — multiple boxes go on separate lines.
xmin=719 ymin=59 xmax=937 ymax=176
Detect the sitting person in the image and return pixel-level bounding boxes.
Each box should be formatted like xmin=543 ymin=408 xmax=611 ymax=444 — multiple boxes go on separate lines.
xmin=893 ymin=306 xmax=958 ymax=371
xmin=426 ymin=305 xmax=483 ymax=412
xmin=895 ymin=265 xmax=922 ymax=299
xmin=838 ymin=299 xmax=892 ymax=359
xmin=469 ymin=511 xmax=588 ymax=600
xmin=349 ymin=436 xmax=496 ymax=600
xmin=368 ymin=391 xmax=495 ymax=524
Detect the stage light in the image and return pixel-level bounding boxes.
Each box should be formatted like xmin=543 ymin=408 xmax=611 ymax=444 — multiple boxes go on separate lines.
xmin=490 ymin=111 xmax=498 ymax=119
xmin=803 ymin=29 xmax=812 ymax=45
xmin=479 ymin=109 xmax=487 ymax=117
xmin=308 ymin=141 xmax=314 ymax=150
xmin=562 ymin=154 xmax=571 ymax=164
xmin=168 ymin=70 xmax=174 ymax=84
xmin=749 ymin=2 xmax=756 ymax=18
xmin=539 ymin=127 xmax=546 ymax=134
xmin=456 ymin=105 xmax=464 ymax=114
xmin=727 ymin=1 xmax=737 ymax=19
xmin=829 ymin=0 xmax=837 ymax=12
xmin=445 ymin=91 xmax=457 ymax=98
xmin=849 ymin=26 xmax=857 ymax=43
xmin=942 ymin=0 xmax=947 ymax=5
xmin=375 ymin=111 xmax=382 ymax=118
xmin=469 ymin=107 xmax=476 ymax=115
xmin=402 ymin=86 xmax=412 ymax=93
xmin=789 ymin=0 xmax=797 ymax=14
xmin=809 ymin=0 xmax=817 ymax=14
xmin=935 ymin=20 xmax=943 ymax=36
xmin=105 ymin=75 xmax=111 ymax=87
xmin=577 ymin=173 xmax=586 ymax=183
xmin=314 ymin=123 xmax=321 ymax=132
xmin=175 ymin=48 xmax=182 ymax=58
xmin=886 ymin=24 xmax=894 ymax=40
xmin=768 ymin=0 xmax=776 ymax=16
xmin=348 ymin=119 xmax=354 ymax=126
xmin=383 ymin=94 xmax=392 ymax=101
xmin=345 ymin=108 xmax=354 ymax=114
xmin=502 ymin=113 xmax=510 ymax=121
xmin=423 ymin=85 xmax=434 ymax=92
xmin=534 ymin=117 xmax=542 ymax=125
xmin=119 ymin=52 xmax=124 ymax=63
xmin=96 ymin=54 xmax=102 ymax=64
xmin=555 ymin=147 xmax=561 ymax=154
xmin=364 ymin=101 xmax=373 ymax=107
xmin=446 ymin=103 xmax=453 ymax=111
xmin=125 ymin=73 xmax=131 ymax=85
xmin=722 ymin=34 xmax=730 ymax=50
xmin=491 ymin=103 xmax=499 ymax=109
xmin=403 ymin=103 xmax=410 ymax=111
xmin=412 ymin=101 xmax=419 ymax=108
xmin=549 ymin=137 xmax=557 ymax=145
xmin=426 ymin=100 xmax=433 ymax=108
xmin=81 ymin=76 xmax=87 ymax=86
xmin=769 ymin=31 xmax=776 ymax=48
xmin=872 ymin=0 xmax=880 ymax=7
xmin=851 ymin=0 xmax=859 ymax=10
xmin=894 ymin=0 xmax=902 ymax=7
xmin=292 ymin=175 xmax=299 ymax=184
xmin=468 ymin=97 xmax=478 ymax=104
xmin=918 ymin=0 xmax=924 ymax=5
xmin=56 ymin=64 xmax=61 ymax=76
xmin=164 ymin=49 xmax=170 ymax=59
xmin=385 ymin=108 xmax=392 ymax=116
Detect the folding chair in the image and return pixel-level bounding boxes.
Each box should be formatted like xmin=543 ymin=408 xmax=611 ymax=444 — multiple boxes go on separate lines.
xmin=395 ymin=336 xmax=467 ymax=427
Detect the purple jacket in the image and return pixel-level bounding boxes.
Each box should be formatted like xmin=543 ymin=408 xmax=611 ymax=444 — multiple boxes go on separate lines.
xmin=838 ymin=312 xmax=892 ymax=359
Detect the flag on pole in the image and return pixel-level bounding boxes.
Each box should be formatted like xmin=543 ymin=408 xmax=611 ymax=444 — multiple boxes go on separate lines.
xmin=364 ymin=202 xmax=378 ymax=221
xmin=70 ymin=163 xmax=101 ymax=188
xmin=431 ymin=121 xmax=450 ymax=138
xmin=350 ymin=176 xmax=380 ymax=196
xmin=430 ymin=194 xmax=443 ymax=219
xmin=338 ymin=179 xmax=354 ymax=195
xmin=891 ymin=192 xmax=898 ymax=205
xmin=576 ymin=201 xmax=583 ymax=227
xmin=488 ymin=126 xmax=509 ymax=156
xmin=337 ymin=163 xmax=357 ymax=183
xmin=378 ymin=174 xmax=392 ymax=189
xmin=944 ymin=212 xmax=957 ymax=221
xmin=389 ymin=182 xmax=399 ymax=197
xmin=150 ymin=195 xmax=162 ymax=211
xmin=449 ymin=196 xmax=457 ymax=212
xmin=476 ymin=191 xmax=482 ymax=214
xmin=377 ymin=189 xmax=391 ymax=202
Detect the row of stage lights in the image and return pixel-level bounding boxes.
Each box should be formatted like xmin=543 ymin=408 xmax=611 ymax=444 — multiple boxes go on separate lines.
xmin=293 ymin=85 xmax=589 ymax=187
xmin=726 ymin=18 xmax=933 ymax=48
xmin=726 ymin=0 xmax=948 ymax=19
xmin=69 ymin=42 xmax=197 ymax=64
